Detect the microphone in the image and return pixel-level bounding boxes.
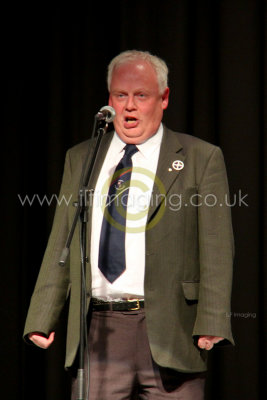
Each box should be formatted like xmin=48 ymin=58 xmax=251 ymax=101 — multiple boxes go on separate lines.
xmin=96 ymin=106 xmax=116 ymax=123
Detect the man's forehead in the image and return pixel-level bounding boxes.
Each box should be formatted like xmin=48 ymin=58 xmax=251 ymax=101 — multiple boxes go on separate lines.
xmin=111 ymin=61 xmax=158 ymax=88
xmin=113 ymin=60 xmax=154 ymax=75
xmin=109 ymin=60 xmax=161 ymax=96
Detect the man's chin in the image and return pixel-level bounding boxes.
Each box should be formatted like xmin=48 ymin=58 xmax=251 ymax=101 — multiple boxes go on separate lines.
xmin=116 ymin=129 xmax=145 ymax=144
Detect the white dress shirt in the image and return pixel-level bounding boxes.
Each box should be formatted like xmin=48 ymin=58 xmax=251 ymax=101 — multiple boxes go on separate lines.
xmin=90 ymin=124 xmax=163 ymax=300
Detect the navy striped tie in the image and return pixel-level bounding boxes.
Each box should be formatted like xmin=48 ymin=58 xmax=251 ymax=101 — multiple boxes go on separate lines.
xmin=98 ymin=144 xmax=138 ymax=283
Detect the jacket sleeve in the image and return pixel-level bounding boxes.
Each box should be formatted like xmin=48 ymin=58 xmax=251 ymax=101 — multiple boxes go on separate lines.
xmin=23 ymin=151 xmax=73 ymax=340
xmin=193 ymin=146 xmax=235 ymax=345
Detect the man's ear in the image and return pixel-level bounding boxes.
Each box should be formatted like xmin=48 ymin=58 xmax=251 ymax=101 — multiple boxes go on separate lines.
xmin=162 ymin=87 xmax=170 ymax=110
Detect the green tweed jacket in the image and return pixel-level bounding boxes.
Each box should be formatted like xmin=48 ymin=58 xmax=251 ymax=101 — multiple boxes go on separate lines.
xmin=24 ymin=126 xmax=234 ymax=372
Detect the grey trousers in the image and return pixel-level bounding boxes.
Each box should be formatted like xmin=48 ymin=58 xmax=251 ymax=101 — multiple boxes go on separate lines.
xmin=71 ymin=309 xmax=206 ymax=400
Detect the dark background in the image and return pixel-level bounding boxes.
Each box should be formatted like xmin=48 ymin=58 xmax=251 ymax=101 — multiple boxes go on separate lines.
xmin=2 ymin=0 xmax=266 ymax=399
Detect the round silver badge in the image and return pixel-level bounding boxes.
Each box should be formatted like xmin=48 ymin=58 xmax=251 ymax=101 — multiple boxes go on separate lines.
xmin=172 ymin=160 xmax=184 ymax=171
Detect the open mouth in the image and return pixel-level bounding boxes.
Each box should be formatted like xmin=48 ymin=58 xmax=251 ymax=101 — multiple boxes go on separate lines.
xmin=125 ymin=117 xmax=137 ymax=124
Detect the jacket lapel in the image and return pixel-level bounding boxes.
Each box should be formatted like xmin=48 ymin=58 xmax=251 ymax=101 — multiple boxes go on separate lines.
xmin=87 ymin=131 xmax=114 ymax=191
xmin=147 ymin=127 xmax=185 ymax=222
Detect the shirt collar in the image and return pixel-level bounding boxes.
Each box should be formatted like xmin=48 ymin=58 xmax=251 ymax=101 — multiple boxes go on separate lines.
xmin=112 ymin=123 xmax=163 ymax=159
xmin=137 ymin=123 xmax=163 ymax=159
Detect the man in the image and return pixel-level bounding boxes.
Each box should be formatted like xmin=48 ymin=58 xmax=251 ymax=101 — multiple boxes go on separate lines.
xmin=24 ymin=50 xmax=234 ymax=399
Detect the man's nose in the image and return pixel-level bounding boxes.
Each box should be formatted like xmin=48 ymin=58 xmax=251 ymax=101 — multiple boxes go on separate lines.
xmin=125 ymin=95 xmax=136 ymax=110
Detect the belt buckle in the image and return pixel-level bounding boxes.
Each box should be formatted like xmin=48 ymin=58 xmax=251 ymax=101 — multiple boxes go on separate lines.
xmin=128 ymin=299 xmax=140 ymax=310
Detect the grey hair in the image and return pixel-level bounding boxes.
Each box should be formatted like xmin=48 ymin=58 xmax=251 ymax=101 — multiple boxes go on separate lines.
xmin=107 ymin=50 xmax=169 ymax=94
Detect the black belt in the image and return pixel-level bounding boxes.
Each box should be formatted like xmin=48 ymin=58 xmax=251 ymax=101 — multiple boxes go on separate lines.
xmin=92 ymin=298 xmax=145 ymax=311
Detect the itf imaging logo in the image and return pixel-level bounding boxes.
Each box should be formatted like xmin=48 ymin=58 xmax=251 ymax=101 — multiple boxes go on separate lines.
xmin=99 ymin=167 xmax=166 ymax=233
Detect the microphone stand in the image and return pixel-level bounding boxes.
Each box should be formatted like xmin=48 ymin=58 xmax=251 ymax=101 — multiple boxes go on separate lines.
xmin=59 ymin=115 xmax=110 ymax=400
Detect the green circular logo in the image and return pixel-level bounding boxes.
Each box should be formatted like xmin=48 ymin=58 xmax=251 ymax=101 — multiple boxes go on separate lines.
xmin=100 ymin=167 xmax=166 ymax=233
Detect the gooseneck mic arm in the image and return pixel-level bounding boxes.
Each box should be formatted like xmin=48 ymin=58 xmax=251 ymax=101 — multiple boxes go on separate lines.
xmin=58 ymin=106 xmax=115 ymax=266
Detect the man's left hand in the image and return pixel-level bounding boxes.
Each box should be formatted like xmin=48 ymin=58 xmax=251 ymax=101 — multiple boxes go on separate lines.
xmin=198 ymin=336 xmax=224 ymax=350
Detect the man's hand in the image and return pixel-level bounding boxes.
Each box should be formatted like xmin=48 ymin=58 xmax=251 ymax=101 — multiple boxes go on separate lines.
xmin=198 ymin=335 xmax=224 ymax=350
xmin=28 ymin=331 xmax=55 ymax=349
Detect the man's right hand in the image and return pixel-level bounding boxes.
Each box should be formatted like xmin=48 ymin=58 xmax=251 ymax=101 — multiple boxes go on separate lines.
xmin=28 ymin=331 xmax=55 ymax=349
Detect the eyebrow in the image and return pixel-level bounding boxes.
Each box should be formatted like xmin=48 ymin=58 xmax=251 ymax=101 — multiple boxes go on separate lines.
xmin=111 ymin=88 xmax=151 ymax=94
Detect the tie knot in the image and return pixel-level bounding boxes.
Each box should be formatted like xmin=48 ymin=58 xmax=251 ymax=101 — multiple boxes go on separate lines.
xmin=124 ymin=144 xmax=138 ymax=159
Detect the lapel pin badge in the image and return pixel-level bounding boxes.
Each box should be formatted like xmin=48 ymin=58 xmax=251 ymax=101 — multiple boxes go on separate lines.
xmin=172 ymin=160 xmax=184 ymax=171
